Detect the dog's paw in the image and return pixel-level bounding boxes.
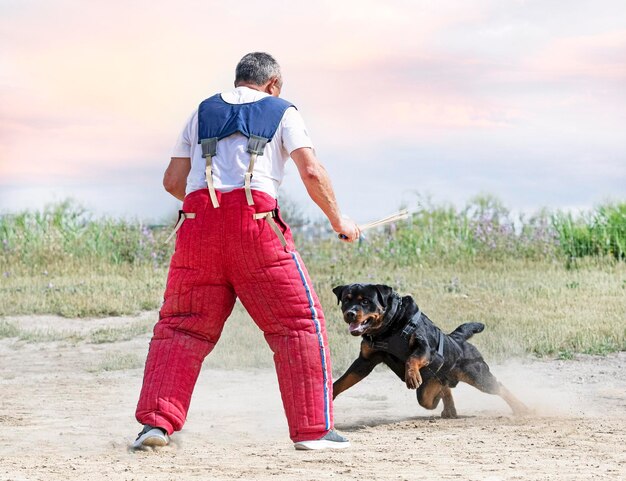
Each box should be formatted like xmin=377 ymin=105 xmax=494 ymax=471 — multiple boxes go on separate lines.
xmin=405 ymin=369 xmax=422 ymax=390
xmin=513 ymin=405 xmax=532 ymax=417
xmin=441 ymin=407 xmax=457 ymax=419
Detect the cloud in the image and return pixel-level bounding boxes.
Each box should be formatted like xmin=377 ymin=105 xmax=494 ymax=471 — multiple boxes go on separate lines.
xmin=0 ymin=0 xmax=497 ymax=179
xmin=1 ymin=0 xmax=624 ymax=220
xmin=526 ymin=30 xmax=626 ymax=81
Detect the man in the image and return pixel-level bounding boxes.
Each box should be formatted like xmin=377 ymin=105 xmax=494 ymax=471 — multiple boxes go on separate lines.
xmin=133 ymin=52 xmax=359 ymax=451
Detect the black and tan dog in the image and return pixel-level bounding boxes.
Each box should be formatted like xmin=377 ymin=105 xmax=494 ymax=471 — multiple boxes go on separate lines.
xmin=332 ymin=283 xmax=528 ymax=418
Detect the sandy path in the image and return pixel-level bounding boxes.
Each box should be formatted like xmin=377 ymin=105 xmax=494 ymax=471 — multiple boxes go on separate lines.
xmin=1 ymin=317 xmax=625 ymax=481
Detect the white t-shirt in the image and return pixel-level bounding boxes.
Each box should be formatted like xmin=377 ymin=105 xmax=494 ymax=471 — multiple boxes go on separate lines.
xmin=171 ymin=86 xmax=314 ymax=198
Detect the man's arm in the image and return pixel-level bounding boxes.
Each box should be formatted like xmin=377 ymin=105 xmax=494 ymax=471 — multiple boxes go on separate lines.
xmin=163 ymin=157 xmax=191 ymax=201
xmin=290 ymin=147 xmax=359 ymax=242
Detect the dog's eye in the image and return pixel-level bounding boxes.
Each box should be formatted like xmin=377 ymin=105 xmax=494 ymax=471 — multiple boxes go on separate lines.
xmin=362 ymin=299 xmax=370 ymax=305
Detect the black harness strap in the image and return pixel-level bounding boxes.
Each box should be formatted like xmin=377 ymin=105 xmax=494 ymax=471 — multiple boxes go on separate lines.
xmin=369 ymin=340 xmax=390 ymax=351
xmin=366 ymin=308 xmax=447 ymax=371
xmin=437 ymin=330 xmax=445 ymax=357
xmin=424 ymin=329 xmax=446 ymax=376
xmin=399 ymin=309 xmax=445 ymax=358
xmin=400 ymin=308 xmax=446 ymax=375
xmin=364 ymin=305 xmax=455 ymax=391
xmin=382 ymin=294 xmax=401 ymax=327
xmin=400 ymin=308 xmax=422 ymax=339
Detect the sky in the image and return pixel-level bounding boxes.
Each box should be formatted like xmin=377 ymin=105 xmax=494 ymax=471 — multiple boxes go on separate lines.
xmin=1 ymin=0 xmax=625 ymax=223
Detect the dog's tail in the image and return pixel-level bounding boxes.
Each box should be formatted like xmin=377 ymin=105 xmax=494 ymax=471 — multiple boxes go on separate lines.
xmin=449 ymin=322 xmax=485 ymax=342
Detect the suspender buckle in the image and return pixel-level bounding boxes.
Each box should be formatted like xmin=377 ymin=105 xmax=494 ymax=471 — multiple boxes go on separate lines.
xmin=247 ymin=135 xmax=269 ymax=155
xmin=201 ymin=138 xmax=218 ymax=158
xmin=253 ymin=210 xmax=288 ymax=249
xmin=164 ymin=210 xmax=196 ymax=243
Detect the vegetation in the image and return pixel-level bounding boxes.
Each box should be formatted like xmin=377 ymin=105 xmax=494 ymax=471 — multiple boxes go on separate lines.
xmin=88 ymin=352 xmax=143 ymax=373
xmin=295 ymin=195 xmax=625 ymax=266
xmin=1 ymin=197 xmax=624 ymax=369
xmin=0 ymin=200 xmax=171 ymax=267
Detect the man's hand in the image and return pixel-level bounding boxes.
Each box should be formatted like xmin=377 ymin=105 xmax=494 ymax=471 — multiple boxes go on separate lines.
xmin=333 ymin=217 xmax=360 ymax=243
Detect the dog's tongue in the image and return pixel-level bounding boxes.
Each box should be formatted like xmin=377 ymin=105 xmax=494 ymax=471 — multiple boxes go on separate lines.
xmin=349 ymin=322 xmax=365 ymax=334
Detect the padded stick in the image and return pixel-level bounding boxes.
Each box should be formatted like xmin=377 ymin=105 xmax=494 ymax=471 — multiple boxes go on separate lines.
xmin=338 ymin=209 xmax=411 ymax=240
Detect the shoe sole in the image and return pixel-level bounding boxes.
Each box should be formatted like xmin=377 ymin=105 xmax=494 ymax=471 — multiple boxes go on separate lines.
xmin=142 ymin=435 xmax=168 ymax=447
xmin=294 ymin=440 xmax=351 ymax=450
xmin=132 ymin=432 xmax=169 ymax=449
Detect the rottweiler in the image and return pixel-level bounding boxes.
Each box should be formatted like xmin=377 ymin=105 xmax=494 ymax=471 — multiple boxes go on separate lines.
xmin=332 ymin=283 xmax=528 ymax=418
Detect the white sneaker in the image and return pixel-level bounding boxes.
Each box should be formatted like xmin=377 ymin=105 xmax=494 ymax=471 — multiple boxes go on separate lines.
xmin=132 ymin=424 xmax=169 ymax=449
xmin=294 ymin=429 xmax=350 ymax=450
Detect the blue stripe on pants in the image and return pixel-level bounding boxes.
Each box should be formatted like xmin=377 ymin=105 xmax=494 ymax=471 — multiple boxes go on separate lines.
xmin=289 ymin=252 xmax=330 ymax=431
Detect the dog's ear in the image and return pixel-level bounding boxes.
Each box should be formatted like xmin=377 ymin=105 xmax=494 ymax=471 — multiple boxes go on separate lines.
xmin=332 ymin=285 xmax=348 ymax=304
xmin=374 ymin=284 xmax=394 ymax=307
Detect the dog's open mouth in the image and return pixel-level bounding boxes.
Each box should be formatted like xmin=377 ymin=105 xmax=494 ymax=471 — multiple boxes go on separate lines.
xmin=348 ymin=319 xmax=371 ymax=335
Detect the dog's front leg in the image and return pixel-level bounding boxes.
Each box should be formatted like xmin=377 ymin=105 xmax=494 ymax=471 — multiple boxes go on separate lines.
xmin=405 ymin=335 xmax=431 ymax=389
xmin=405 ymin=355 xmax=430 ymax=389
xmin=333 ymin=354 xmax=381 ymax=399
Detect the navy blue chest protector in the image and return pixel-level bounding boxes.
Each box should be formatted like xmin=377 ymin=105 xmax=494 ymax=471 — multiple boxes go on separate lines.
xmin=197 ymin=94 xmax=295 ymax=208
xmin=198 ymin=94 xmax=294 ymax=144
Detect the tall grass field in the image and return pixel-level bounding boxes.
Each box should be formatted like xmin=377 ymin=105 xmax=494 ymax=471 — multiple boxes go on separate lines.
xmin=1 ymin=197 xmax=624 ymax=370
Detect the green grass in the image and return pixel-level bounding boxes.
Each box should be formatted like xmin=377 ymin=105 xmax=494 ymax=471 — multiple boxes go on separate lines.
xmin=553 ymin=202 xmax=626 ymax=262
xmin=0 ymin=261 xmax=167 ymax=317
xmin=0 ymin=320 xmax=20 ymax=338
xmin=320 ymin=259 xmax=626 ymax=366
xmin=0 ymin=319 xmax=84 ymax=343
xmin=0 ymin=260 xmax=623 ymax=371
xmin=186 ymin=259 xmax=626 ymax=371
xmin=1 ymin=198 xmax=625 ymax=369
xmin=0 ymin=316 xmax=152 ymax=345
xmin=0 ymin=200 xmax=171 ymax=267
xmin=89 ymin=320 xmax=153 ymax=344
xmin=88 ymin=352 xmax=144 ymax=372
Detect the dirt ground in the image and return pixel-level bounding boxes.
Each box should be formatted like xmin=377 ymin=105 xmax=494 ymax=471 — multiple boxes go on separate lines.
xmin=1 ymin=314 xmax=625 ymax=481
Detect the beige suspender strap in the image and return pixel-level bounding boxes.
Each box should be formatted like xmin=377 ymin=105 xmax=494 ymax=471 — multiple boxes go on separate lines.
xmin=244 ymin=152 xmax=257 ymax=206
xmin=253 ymin=211 xmax=287 ymax=248
xmin=252 ymin=212 xmax=272 ymax=220
xmin=265 ymin=215 xmax=288 ymax=248
xmin=200 ymin=138 xmax=219 ymax=208
xmin=205 ymin=156 xmax=220 ymax=208
xmin=164 ymin=212 xmax=197 ymax=243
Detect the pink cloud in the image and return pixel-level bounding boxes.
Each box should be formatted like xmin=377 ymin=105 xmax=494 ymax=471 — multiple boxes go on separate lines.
xmin=288 ymin=52 xmax=519 ymax=152
xmin=1 ymin=0 xmax=623 ymax=195
xmin=525 ymin=30 xmax=626 ymax=81
xmin=0 ymin=0 xmax=498 ymax=186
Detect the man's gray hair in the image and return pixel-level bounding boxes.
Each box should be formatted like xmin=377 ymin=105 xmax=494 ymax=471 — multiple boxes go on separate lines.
xmin=235 ymin=52 xmax=281 ymax=86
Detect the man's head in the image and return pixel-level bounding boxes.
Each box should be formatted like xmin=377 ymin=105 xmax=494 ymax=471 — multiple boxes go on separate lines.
xmin=235 ymin=52 xmax=282 ymax=97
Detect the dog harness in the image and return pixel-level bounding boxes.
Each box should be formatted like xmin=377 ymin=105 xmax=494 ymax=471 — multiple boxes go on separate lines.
xmin=364 ymin=309 xmax=446 ymax=373
xmin=197 ymin=94 xmax=294 ymax=208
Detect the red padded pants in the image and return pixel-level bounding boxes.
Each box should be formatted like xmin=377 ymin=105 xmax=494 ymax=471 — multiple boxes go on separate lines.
xmin=135 ymin=188 xmax=333 ymax=442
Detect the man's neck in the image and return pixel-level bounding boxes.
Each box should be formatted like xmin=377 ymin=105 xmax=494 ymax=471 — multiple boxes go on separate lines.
xmin=235 ymin=82 xmax=264 ymax=92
